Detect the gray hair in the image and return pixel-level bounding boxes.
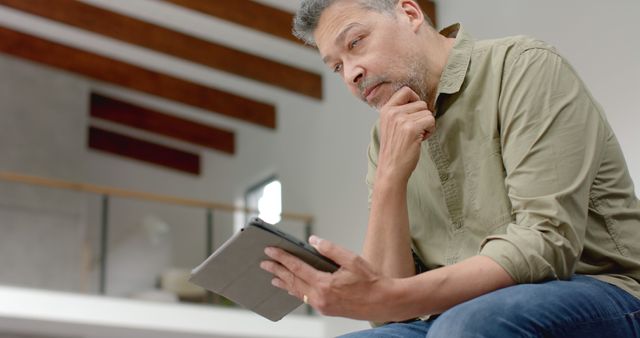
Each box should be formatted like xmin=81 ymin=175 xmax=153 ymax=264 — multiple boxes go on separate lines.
xmin=293 ymin=0 xmax=400 ymax=46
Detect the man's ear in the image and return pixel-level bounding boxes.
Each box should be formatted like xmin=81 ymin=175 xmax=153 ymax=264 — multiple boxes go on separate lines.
xmin=398 ymin=0 xmax=425 ymax=32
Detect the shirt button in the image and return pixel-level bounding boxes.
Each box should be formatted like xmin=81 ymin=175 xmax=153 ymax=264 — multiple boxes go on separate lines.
xmin=440 ymin=172 xmax=449 ymax=181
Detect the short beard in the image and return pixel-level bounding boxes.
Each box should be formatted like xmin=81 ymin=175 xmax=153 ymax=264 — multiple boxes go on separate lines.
xmin=359 ymin=59 xmax=429 ymax=110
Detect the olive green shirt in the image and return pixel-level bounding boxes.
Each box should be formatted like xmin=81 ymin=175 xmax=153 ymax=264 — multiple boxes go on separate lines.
xmin=366 ymin=24 xmax=640 ymax=299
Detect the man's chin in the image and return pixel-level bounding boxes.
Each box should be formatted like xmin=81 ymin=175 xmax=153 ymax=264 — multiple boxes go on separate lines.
xmin=362 ymin=87 xmax=390 ymax=109
xmin=368 ymin=89 xmax=396 ymax=110
xmin=361 ymin=82 xmax=413 ymax=109
xmin=365 ymin=97 xmax=386 ymax=110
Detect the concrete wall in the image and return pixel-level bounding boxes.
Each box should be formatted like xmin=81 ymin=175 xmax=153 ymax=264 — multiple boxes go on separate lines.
xmin=0 ymin=56 xmax=88 ymax=293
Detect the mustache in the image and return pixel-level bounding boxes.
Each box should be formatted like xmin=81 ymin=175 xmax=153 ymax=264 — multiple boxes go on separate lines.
xmin=358 ymin=76 xmax=388 ymax=99
xmin=358 ymin=77 xmax=413 ymax=108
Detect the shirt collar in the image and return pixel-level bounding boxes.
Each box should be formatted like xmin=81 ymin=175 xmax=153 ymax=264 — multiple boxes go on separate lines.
xmin=436 ymin=23 xmax=474 ymax=97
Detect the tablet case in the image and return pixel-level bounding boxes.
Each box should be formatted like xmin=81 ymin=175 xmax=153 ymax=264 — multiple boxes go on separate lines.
xmin=189 ymin=218 xmax=338 ymax=321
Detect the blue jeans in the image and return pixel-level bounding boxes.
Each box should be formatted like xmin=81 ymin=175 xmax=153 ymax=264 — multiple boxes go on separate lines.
xmin=338 ymin=275 xmax=640 ymax=338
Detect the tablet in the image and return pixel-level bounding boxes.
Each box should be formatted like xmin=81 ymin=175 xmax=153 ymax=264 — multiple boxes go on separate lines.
xmin=189 ymin=217 xmax=339 ymax=321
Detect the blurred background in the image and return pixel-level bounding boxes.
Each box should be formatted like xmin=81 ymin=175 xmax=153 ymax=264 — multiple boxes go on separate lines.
xmin=0 ymin=0 xmax=638 ymax=337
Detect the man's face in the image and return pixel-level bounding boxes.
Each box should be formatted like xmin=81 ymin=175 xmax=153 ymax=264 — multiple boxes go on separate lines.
xmin=314 ymin=1 xmax=428 ymax=109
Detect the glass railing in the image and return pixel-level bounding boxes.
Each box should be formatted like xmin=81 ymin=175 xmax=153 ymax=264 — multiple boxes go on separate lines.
xmin=0 ymin=171 xmax=314 ymax=316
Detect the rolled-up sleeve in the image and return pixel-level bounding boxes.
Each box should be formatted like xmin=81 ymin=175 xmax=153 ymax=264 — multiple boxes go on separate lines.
xmin=479 ymin=46 xmax=607 ymax=283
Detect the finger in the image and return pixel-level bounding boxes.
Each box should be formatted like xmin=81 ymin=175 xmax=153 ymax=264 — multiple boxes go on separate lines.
xmin=260 ymin=259 xmax=312 ymax=299
xmin=384 ymin=86 xmax=420 ymax=107
xmin=263 ymin=247 xmax=325 ymax=284
xmin=308 ymin=235 xmax=358 ymax=268
xmin=408 ymin=109 xmax=434 ymax=123
xmin=397 ymin=100 xmax=429 ymax=115
xmin=412 ymin=113 xmax=436 ymax=140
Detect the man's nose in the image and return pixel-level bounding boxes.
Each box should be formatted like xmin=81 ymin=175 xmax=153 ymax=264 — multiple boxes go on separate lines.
xmin=345 ymin=64 xmax=364 ymax=88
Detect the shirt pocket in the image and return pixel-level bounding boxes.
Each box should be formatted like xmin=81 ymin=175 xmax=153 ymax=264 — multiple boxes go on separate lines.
xmin=464 ymin=138 xmax=513 ymax=236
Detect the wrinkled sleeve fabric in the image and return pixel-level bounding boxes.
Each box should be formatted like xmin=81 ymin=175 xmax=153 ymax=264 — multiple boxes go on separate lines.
xmin=479 ymin=46 xmax=607 ymax=283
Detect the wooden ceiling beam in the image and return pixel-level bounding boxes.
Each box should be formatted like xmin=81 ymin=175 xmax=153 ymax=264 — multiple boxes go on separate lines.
xmin=0 ymin=26 xmax=276 ymax=129
xmin=162 ymin=0 xmax=304 ymax=46
xmin=163 ymin=0 xmax=438 ymax=42
xmin=0 ymin=0 xmax=322 ymax=99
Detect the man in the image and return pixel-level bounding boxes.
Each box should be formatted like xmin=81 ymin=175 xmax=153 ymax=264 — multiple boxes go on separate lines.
xmin=260 ymin=0 xmax=640 ymax=336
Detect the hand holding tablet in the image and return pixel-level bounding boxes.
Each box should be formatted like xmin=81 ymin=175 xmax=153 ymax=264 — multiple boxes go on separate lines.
xmin=189 ymin=217 xmax=338 ymax=321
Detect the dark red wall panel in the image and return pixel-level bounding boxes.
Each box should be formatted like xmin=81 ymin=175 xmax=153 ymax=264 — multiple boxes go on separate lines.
xmin=88 ymin=126 xmax=200 ymax=175
xmin=90 ymin=93 xmax=235 ymax=154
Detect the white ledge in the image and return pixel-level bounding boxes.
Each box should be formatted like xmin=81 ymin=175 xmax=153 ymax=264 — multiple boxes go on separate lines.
xmin=0 ymin=285 xmax=324 ymax=338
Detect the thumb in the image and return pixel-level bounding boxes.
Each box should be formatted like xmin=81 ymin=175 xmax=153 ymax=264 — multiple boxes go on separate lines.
xmin=309 ymin=235 xmax=356 ymax=268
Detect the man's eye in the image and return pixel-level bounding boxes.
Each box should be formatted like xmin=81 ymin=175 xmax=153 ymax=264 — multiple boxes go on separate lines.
xmin=333 ymin=63 xmax=343 ymax=73
xmin=349 ymin=37 xmax=361 ymax=50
